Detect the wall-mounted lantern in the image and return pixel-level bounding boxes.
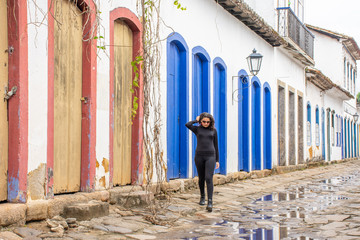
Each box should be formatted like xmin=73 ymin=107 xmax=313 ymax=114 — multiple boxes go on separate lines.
xmin=246 ymin=49 xmax=263 ymax=76
xmin=354 ymin=112 xmax=359 ymax=122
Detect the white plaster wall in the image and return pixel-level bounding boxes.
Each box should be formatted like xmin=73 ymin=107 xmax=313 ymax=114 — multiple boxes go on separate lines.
xmin=24 ymin=0 xmax=317 ymax=189
xmin=159 ymin=0 xmax=277 ymax=175
xmin=244 ymin=0 xmax=276 ymax=28
xmin=27 ymin=0 xmax=48 ymax=173
xmin=311 ymin=31 xmax=343 ymax=86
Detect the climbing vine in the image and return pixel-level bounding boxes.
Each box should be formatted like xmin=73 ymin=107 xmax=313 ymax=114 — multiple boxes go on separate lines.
xmin=138 ymin=0 xmax=187 ymax=224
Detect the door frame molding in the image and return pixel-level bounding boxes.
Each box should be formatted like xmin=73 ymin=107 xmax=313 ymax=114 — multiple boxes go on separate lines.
xmin=7 ymin=0 xmax=29 ymax=203
xmin=109 ymin=8 xmax=143 ymax=186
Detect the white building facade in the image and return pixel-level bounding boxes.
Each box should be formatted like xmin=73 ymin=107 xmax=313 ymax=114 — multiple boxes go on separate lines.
xmin=0 ymin=0 xmax=358 ymax=204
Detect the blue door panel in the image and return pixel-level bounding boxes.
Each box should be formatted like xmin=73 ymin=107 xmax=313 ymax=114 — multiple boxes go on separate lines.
xmin=213 ymin=58 xmax=227 ymax=175
xmin=167 ymin=33 xmax=189 ymax=180
xmin=238 ymin=70 xmax=250 ymax=172
xmin=263 ymin=83 xmax=272 ymax=169
xmin=192 ymin=47 xmax=210 ymax=177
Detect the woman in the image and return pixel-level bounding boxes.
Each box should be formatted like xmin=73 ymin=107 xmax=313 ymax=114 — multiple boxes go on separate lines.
xmin=186 ymin=112 xmax=219 ymax=212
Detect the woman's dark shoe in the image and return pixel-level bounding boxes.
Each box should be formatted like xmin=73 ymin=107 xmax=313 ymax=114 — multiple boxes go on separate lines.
xmin=199 ymin=195 xmax=205 ymax=205
xmin=206 ymin=199 xmax=213 ymax=212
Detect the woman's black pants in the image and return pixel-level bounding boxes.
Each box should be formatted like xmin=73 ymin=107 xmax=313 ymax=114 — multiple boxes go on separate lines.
xmin=195 ymin=154 xmax=216 ymax=200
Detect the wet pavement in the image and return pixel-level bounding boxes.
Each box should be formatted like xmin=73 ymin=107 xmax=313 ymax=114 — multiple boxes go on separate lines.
xmin=2 ymin=159 xmax=360 ymax=239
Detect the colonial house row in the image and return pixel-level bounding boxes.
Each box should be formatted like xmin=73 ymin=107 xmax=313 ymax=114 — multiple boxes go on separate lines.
xmin=0 ymin=0 xmax=358 ymax=203
xmin=304 ymin=25 xmax=360 ymax=162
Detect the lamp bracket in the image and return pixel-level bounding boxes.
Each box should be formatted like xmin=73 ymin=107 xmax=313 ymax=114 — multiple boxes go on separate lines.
xmin=231 ymin=74 xmax=253 ymax=105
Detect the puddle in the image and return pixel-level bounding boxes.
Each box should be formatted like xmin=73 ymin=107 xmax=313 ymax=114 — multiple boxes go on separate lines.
xmin=182 ymin=172 xmax=360 ymax=239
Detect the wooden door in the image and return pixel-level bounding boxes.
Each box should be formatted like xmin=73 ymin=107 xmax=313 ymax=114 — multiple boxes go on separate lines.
xmin=113 ymin=20 xmax=133 ymax=186
xmin=53 ymin=0 xmax=83 ymax=193
xmin=0 ymin=0 xmax=8 ymax=201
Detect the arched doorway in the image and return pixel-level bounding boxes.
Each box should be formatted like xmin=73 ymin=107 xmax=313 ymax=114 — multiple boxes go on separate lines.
xmin=322 ymin=108 xmax=325 ymax=159
xmin=251 ymin=77 xmax=261 ymax=170
xmin=213 ymin=57 xmax=227 ymax=175
xmin=238 ymin=70 xmax=250 ymax=172
xmin=192 ymin=46 xmax=210 ymax=177
xmin=263 ymin=83 xmax=272 ymax=169
xmin=167 ymin=33 xmax=189 ymax=179
xmin=112 ymin=19 xmax=134 ymax=185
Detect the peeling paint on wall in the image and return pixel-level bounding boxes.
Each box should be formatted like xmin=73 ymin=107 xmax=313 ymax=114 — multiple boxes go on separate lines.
xmin=308 ymin=147 xmax=313 ymax=159
xmin=27 ymin=163 xmax=46 ymax=200
xmin=102 ymin=158 xmax=109 ymax=173
xmin=95 ymin=157 xmax=110 ymax=190
xmin=99 ymin=176 xmax=106 ymax=188
xmin=96 ymin=159 xmax=99 ymax=168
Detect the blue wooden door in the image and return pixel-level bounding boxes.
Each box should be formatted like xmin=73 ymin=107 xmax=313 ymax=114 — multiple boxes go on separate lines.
xmin=252 ymin=78 xmax=261 ymax=170
xmin=238 ymin=70 xmax=250 ymax=172
xmin=341 ymin=117 xmax=344 ymax=159
xmin=263 ymin=84 xmax=272 ymax=169
xmin=322 ymin=109 xmax=325 ymax=159
xmin=167 ymin=41 xmax=188 ymax=179
xmin=192 ymin=49 xmax=210 ymax=177
xmin=345 ymin=119 xmax=347 ymax=158
xmin=213 ymin=60 xmax=227 ymax=175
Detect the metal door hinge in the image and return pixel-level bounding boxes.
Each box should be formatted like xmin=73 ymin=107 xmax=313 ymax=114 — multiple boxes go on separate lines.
xmin=4 ymin=86 xmax=17 ymax=101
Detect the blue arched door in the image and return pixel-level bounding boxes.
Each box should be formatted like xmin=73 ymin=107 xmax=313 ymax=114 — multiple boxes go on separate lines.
xmin=213 ymin=58 xmax=227 ymax=175
xmin=166 ymin=33 xmax=189 ymax=179
xmin=263 ymin=83 xmax=272 ymax=169
xmin=322 ymin=108 xmax=325 ymax=159
xmin=192 ymin=46 xmax=210 ymax=177
xmin=238 ymin=70 xmax=250 ymax=172
xmin=252 ymin=77 xmax=261 ymax=170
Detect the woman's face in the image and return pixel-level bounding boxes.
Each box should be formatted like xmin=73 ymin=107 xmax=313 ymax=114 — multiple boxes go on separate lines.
xmin=200 ymin=117 xmax=211 ymax=128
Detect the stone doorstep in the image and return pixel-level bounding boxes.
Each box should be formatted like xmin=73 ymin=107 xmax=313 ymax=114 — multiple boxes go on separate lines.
xmin=0 ymin=158 xmax=357 ymax=227
xmin=109 ymin=191 xmax=154 ymax=208
xmin=63 ymin=200 xmax=109 ymax=221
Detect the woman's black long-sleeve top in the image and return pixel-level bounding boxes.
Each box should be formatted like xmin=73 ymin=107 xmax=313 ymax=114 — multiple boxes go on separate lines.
xmin=185 ymin=120 xmax=219 ymax=162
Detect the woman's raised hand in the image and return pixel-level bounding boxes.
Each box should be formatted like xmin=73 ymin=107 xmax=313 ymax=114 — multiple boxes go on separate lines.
xmin=196 ymin=116 xmax=200 ymax=122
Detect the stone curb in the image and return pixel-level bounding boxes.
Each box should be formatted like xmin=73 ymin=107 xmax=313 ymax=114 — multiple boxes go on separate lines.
xmin=0 ymin=158 xmax=356 ymax=227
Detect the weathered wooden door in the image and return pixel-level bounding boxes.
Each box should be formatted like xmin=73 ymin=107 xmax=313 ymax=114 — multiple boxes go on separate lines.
xmin=0 ymin=0 xmax=8 ymax=201
xmin=53 ymin=0 xmax=83 ymax=193
xmin=113 ymin=20 xmax=133 ymax=186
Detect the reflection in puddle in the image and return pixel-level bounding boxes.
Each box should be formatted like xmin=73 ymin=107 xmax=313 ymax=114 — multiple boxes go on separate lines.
xmin=182 ymin=173 xmax=359 ymax=240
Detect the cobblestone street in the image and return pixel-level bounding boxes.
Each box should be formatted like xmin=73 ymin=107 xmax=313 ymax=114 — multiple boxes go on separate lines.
xmin=2 ymin=159 xmax=360 ymax=239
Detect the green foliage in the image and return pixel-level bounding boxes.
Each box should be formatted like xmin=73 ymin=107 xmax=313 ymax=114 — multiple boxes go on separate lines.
xmin=131 ymin=56 xmax=144 ymax=122
xmin=94 ymin=36 xmax=106 ymax=50
xmin=357 ymin=92 xmax=360 ymax=103
xmin=173 ymin=0 xmax=186 ymax=10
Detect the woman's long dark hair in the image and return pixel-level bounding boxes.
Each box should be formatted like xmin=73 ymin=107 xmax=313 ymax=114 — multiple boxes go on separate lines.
xmin=199 ymin=112 xmax=215 ymax=130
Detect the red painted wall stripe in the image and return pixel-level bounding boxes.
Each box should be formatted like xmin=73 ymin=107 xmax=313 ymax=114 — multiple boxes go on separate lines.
xmin=47 ymin=0 xmax=97 ymax=197
xmin=109 ymin=8 xmax=144 ymax=186
xmin=7 ymin=0 xmax=29 ymax=203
